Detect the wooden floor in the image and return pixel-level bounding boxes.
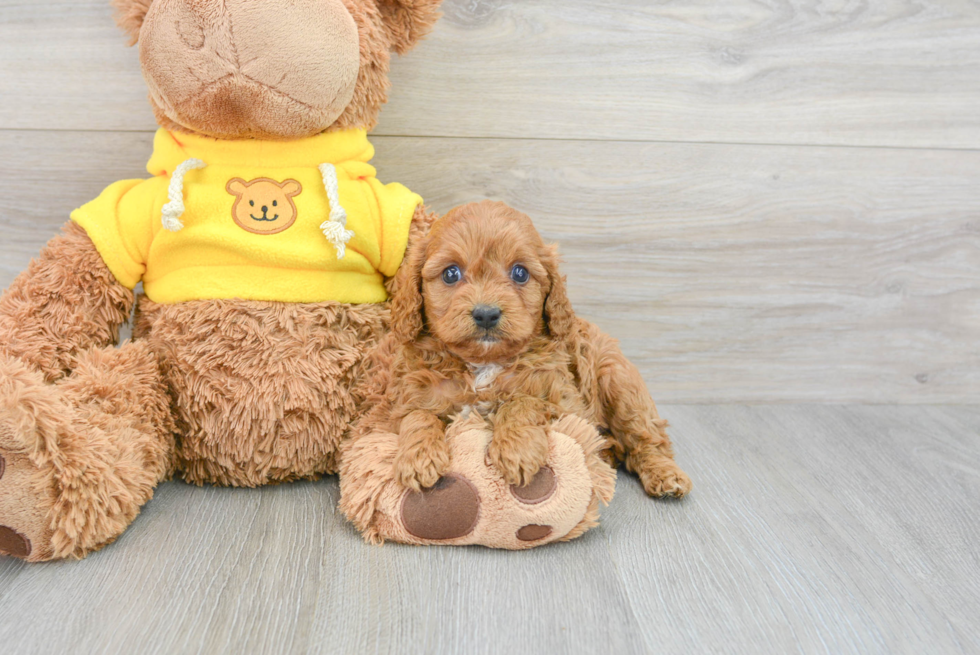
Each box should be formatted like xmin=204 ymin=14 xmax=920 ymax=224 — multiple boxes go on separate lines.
xmin=2 ymin=1 xmax=980 ymax=653
xmin=0 ymin=405 xmax=977 ymax=654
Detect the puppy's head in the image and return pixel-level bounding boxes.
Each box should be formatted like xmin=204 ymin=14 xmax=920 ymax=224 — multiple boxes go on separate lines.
xmin=391 ymin=200 xmax=574 ymax=363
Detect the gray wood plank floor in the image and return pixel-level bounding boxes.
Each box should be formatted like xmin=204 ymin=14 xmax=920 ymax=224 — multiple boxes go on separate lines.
xmin=1 ymin=405 xmax=978 ymax=655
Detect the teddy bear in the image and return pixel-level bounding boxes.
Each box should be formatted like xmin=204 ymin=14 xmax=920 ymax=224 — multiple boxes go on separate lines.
xmin=0 ymin=0 xmax=637 ymax=562
xmin=0 ymin=0 xmax=446 ymax=562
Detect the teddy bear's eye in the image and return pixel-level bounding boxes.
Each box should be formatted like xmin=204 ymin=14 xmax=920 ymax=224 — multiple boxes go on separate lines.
xmin=273 ymin=200 xmax=278 ymax=207
xmin=250 ymin=200 xmax=255 ymax=207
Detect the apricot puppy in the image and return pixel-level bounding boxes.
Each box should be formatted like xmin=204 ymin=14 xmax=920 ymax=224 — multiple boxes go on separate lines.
xmin=367 ymin=200 xmax=692 ymax=497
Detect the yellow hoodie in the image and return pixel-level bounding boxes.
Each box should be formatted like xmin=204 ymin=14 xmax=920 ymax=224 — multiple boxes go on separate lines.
xmin=71 ymin=128 xmax=422 ymax=305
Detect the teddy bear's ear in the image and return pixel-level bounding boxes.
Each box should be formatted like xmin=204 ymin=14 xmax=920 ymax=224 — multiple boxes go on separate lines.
xmin=374 ymin=0 xmax=443 ymax=55
xmin=280 ymin=180 xmax=303 ymax=197
xmin=226 ymin=179 xmax=248 ymax=196
xmin=111 ymin=0 xmax=154 ymax=46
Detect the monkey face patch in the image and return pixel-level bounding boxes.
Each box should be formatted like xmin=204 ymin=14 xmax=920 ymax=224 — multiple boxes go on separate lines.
xmin=226 ymin=177 xmax=303 ymax=235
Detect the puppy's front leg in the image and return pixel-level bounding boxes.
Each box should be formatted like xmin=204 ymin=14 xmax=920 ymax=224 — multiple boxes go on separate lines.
xmin=590 ymin=329 xmax=692 ymax=498
xmin=394 ymin=409 xmax=452 ymax=492
xmin=488 ymin=396 xmax=554 ymax=487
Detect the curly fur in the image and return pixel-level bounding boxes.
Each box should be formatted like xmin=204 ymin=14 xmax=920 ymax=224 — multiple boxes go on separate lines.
xmin=357 ymin=200 xmax=692 ymax=497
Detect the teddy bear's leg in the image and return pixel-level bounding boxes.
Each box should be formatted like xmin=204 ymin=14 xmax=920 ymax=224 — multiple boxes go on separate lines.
xmin=0 ymin=343 xmax=174 ymax=561
xmin=580 ymin=323 xmax=692 ymax=498
xmin=340 ymin=415 xmax=616 ymax=549
xmin=0 ymin=223 xmax=175 ymax=560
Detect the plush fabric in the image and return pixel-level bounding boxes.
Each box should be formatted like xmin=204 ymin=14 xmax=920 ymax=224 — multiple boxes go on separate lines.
xmin=339 ymin=413 xmax=616 ymax=548
xmin=2 ymin=0 xmax=445 ymax=560
xmin=138 ymin=0 xmax=361 ymax=140
xmin=114 ymin=0 xmax=442 ymax=138
xmin=134 ymin=296 xmax=391 ymax=486
xmin=0 ymin=342 xmax=174 ymax=561
xmin=0 ymin=223 xmax=135 ymax=384
xmin=71 ymin=128 xmax=421 ymax=304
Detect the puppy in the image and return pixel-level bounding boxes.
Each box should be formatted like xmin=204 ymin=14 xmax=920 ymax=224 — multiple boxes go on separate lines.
xmin=354 ymin=200 xmax=692 ymax=498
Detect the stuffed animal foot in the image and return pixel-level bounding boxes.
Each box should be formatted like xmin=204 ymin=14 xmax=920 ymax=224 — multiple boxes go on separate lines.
xmin=0 ymin=347 xmax=174 ymax=562
xmin=340 ymin=414 xmax=616 ymax=549
xmin=0 ymin=361 xmax=61 ymax=561
xmin=0 ymin=430 xmax=56 ymax=561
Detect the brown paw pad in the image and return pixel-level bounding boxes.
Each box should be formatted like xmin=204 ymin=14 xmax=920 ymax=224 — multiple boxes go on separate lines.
xmin=516 ymin=524 xmax=553 ymax=542
xmin=0 ymin=525 xmax=31 ymax=558
xmin=510 ymin=466 xmax=556 ymax=505
xmin=401 ymin=474 xmax=481 ymax=540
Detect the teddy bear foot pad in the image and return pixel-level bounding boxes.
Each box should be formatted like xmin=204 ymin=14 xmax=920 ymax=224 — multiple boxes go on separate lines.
xmin=341 ymin=414 xmax=616 ymax=549
xmin=0 ymin=428 xmax=54 ymax=561
xmin=0 ymin=452 xmax=33 ymax=558
xmin=400 ymin=466 xmax=560 ymax=543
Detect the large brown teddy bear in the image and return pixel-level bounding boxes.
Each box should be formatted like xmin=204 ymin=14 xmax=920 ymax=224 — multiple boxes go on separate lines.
xmin=0 ymin=0 xmax=444 ymax=562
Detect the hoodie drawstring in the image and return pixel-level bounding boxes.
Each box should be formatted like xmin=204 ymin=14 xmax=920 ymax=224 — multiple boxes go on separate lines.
xmin=318 ymin=163 xmax=355 ymax=259
xmin=161 ymin=158 xmax=207 ymax=232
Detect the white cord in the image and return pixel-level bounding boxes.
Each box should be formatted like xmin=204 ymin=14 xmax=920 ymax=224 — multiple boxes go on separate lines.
xmin=161 ymin=158 xmax=206 ymax=232
xmin=318 ymin=163 xmax=355 ymax=259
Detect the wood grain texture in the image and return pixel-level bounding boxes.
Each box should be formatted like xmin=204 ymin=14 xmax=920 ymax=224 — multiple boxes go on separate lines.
xmin=2 ymin=0 xmax=980 ymax=148
xmin=1 ymin=130 xmax=977 ymax=403
xmin=0 ymin=405 xmax=978 ymax=654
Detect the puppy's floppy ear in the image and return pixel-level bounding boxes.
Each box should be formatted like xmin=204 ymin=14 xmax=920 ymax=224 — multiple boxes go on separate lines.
xmin=541 ymin=244 xmax=575 ymax=340
xmin=374 ymin=0 xmax=443 ymax=55
xmin=389 ymin=233 xmax=428 ymax=343
xmin=111 ymin=0 xmax=154 ymax=46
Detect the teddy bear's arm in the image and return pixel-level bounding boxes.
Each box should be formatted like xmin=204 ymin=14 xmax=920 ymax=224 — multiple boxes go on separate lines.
xmin=0 ymin=222 xmax=135 ymax=382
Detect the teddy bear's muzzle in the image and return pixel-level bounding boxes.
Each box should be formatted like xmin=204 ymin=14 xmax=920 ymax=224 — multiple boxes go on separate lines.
xmin=138 ymin=0 xmax=361 ymax=139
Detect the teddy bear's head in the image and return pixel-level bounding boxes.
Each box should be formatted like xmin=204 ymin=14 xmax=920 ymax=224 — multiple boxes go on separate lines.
xmin=226 ymin=177 xmax=303 ymax=234
xmin=112 ymin=0 xmax=441 ymax=140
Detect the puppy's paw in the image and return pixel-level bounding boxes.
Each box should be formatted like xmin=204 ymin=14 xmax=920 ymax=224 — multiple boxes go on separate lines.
xmin=487 ymin=424 xmax=550 ymax=488
xmin=393 ymin=438 xmax=452 ymax=493
xmin=638 ymin=459 xmax=692 ymax=498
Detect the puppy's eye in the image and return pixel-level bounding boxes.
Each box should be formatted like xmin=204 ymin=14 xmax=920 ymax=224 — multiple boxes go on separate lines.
xmin=249 ymin=200 xmax=255 ymax=207
xmin=510 ymin=264 xmax=530 ymax=285
xmin=442 ymin=265 xmax=462 ymax=285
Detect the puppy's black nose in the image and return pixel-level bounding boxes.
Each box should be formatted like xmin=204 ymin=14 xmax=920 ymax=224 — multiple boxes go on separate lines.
xmin=472 ymin=305 xmax=502 ymax=330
